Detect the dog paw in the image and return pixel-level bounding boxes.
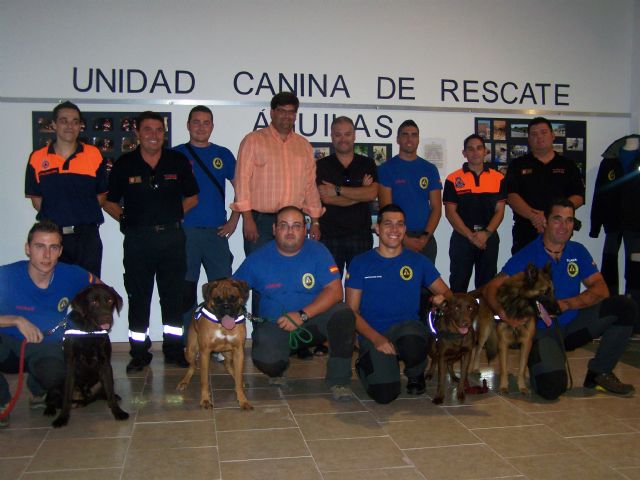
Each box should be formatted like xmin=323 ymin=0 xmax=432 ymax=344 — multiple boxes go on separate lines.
xmin=112 ymin=408 xmax=130 ymax=421
xmin=456 ymin=392 xmax=466 ymax=402
xmin=176 ymin=382 xmax=187 ymax=392
xmin=52 ymin=414 xmax=69 ymax=428
xmin=200 ymin=400 xmax=214 ymax=409
xmin=432 ymin=396 xmax=444 ymax=405
xmin=518 ymin=387 xmax=530 ymax=395
xmin=240 ymin=401 xmax=253 ymax=410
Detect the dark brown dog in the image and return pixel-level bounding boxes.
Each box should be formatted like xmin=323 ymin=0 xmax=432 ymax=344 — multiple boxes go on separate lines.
xmin=426 ymin=293 xmax=479 ymax=404
xmin=474 ymin=263 xmax=559 ymax=394
xmin=50 ymin=284 xmax=128 ymax=428
xmin=177 ymin=279 xmax=252 ymax=410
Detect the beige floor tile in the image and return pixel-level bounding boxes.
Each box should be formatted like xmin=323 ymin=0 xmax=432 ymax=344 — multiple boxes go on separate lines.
xmin=123 ymin=446 xmax=220 ymax=480
xmin=135 ymin=399 xmax=214 ymax=422
xmin=287 ymin=393 xmax=367 ymax=415
xmin=212 ymin=386 xmax=285 ymax=408
xmin=405 ymin=444 xmax=519 ymax=480
xmin=363 ymin=397 xmax=448 ymax=422
xmin=281 ymin=378 xmax=332 ymax=395
xmin=0 ymin=457 xmax=30 ymax=480
xmin=220 ymin=457 xmax=321 ymax=480
xmin=528 ymin=409 xmax=634 ymax=437
xmin=306 ymin=436 xmax=408 ymax=471
xmin=509 ymin=452 xmax=626 ymax=479
xmin=322 ymin=466 xmax=425 ymax=480
xmin=210 ymin=372 xmax=271 ymax=390
xmin=473 ymin=424 xmax=578 ymax=457
xmin=27 ymin=437 xmax=129 ymax=471
xmin=446 ymin=399 xmax=540 ymax=429
xmin=22 ymin=468 xmax=123 ymax=479
xmin=46 ymin=411 xmax=134 ymax=438
xmin=218 ymin=427 xmax=309 ymax=461
xmin=214 ymin=405 xmax=295 ymax=431
xmin=296 ymin=411 xmax=384 ymax=440
xmin=130 ymin=420 xmax=216 ymax=450
xmin=570 ymin=432 xmax=640 ymax=468
xmin=616 ymin=466 xmax=640 ymax=479
xmin=383 ymin=416 xmax=480 ymax=449
xmin=0 ymin=428 xmax=48 ymax=457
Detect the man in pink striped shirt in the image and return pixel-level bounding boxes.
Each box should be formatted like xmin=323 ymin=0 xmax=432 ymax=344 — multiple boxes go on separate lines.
xmin=232 ymin=92 xmax=323 ymax=314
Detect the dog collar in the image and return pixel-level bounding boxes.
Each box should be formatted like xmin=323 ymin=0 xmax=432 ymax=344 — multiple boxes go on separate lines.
xmin=428 ymin=309 xmax=467 ymax=340
xmin=194 ymin=304 xmax=246 ymax=325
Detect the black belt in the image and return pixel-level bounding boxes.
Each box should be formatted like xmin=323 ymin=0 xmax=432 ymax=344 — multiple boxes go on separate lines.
xmin=125 ymin=222 xmax=181 ymax=233
xmin=61 ymin=224 xmax=99 ymax=235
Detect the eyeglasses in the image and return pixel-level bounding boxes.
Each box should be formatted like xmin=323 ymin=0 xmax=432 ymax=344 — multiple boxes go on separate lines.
xmin=276 ymin=222 xmax=304 ymax=232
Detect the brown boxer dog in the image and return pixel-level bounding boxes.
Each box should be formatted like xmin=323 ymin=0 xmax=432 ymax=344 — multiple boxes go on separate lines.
xmin=177 ymin=279 xmax=252 ymax=410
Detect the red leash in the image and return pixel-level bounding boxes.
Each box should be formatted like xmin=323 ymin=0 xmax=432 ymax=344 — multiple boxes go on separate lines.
xmin=0 ymin=339 xmax=27 ymax=420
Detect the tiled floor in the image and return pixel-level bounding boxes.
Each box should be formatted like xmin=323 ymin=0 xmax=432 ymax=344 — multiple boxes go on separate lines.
xmin=2 ymin=342 xmax=640 ymax=479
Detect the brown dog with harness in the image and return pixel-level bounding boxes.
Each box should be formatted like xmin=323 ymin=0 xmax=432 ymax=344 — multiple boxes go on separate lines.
xmin=426 ymin=293 xmax=479 ymax=404
xmin=177 ymin=278 xmax=252 ymax=410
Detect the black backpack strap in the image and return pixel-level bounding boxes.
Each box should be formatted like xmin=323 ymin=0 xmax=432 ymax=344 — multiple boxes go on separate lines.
xmin=184 ymin=143 xmax=225 ymax=199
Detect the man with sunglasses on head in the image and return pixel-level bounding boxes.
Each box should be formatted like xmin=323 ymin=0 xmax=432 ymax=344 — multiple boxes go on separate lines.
xmin=233 ymin=206 xmax=356 ymax=402
xmin=104 ymin=111 xmax=199 ymax=373
xmin=316 ymin=116 xmax=378 ymax=278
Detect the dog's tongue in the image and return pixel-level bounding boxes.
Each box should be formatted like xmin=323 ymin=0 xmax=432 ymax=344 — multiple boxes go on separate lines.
xmin=458 ymin=326 xmax=469 ymax=335
xmin=221 ymin=315 xmax=236 ymax=330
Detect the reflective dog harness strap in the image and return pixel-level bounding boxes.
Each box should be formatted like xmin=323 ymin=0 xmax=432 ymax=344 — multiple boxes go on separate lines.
xmin=64 ymin=329 xmax=110 ymax=337
xmin=193 ymin=303 xmax=247 ymax=324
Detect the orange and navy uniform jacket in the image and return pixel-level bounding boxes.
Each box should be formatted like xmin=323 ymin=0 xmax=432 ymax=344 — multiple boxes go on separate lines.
xmin=442 ymin=163 xmax=506 ymax=230
xmin=25 ymin=142 xmax=108 ymax=227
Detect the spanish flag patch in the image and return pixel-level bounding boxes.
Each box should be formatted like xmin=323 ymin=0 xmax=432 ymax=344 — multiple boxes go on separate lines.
xmin=329 ymin=265 xmax=339 ymax=274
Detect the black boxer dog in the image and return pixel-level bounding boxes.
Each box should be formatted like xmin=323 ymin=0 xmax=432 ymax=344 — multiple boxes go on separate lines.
xmin=49 ymin=284 xmax=129 ymax=428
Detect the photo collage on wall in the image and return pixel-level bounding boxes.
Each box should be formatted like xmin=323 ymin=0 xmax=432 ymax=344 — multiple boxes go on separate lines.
xmin=475 ymin=117 xmax=587 ymax=186
xmin=312 ymin=142 xmax=393 ymax=217
xmin=33 ymin=111 xmax=173 ymax=176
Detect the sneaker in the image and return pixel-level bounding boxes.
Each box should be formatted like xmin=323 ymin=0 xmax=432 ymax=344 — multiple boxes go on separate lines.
xmin=0 ymin=404 xmax=9 ymax=428
xmin=584 ymin=370 xmax=635 ymax=396
xmin=126 ymin=353 xmax=152 ymax=373
xmin=268 ymin=376 xmax=288 ymax=387
xmin=407 ymin=376 xmax=426 ymax=395
xmin=29 ymin=394 xmax=47 ymax=410
xmin=330 ymin=384 xmax=354 ymax=402
xmin=212 ymin=352 xmax=225 ymax=363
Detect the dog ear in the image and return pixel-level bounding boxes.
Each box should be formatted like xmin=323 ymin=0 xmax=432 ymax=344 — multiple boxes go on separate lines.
xmin=71 ymin=286 xmax=90 ymax=317
xmin=202 ymin=281 xmax=218 ymax=301
xmin=524 ymin=263 xmax=538 ymax=286
xmin=233 ymin=279 xmax=250 ymax=303
xmin=108 ymin=286 xmax=124 ymax=314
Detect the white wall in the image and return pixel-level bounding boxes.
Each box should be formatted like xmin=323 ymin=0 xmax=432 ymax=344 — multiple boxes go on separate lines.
xmin=0 ymin=0 xmax=637 ymax=341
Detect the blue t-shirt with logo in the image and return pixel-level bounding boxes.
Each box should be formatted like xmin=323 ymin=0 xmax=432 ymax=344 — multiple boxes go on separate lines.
xmin=501 ymin=236 xmax=598 ymax=328
xmin=0 ymin=261 xmax=95 ymax=343
xmin=346 ymin=248 xmax=440 ymax=333
xmin=378 ymin=155 xmax=442 ymax=231
xmin=174 ymin=143 xmax=236 ymax=228
xmin=233 ymin=240 xmax=340 ymax=320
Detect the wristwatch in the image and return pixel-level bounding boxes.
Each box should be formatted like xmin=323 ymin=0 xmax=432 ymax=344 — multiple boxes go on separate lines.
xmin=298 ymin=310 xmax=309 ymax=323
xmin=335 ymin=185 xmax=342 ymax=196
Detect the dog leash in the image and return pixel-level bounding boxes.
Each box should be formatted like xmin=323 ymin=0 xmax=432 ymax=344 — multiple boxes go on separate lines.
xmin=248 ymin=312 xmax=314 ymax=350
xmin=0 ymin=313 xmax=72 ymax=421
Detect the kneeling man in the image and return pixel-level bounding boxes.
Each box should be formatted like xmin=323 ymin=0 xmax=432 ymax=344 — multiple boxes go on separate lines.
xmin=346 ymin=204 xmax=452 ymax=404
xmin=233 ymin=206 xmax=356 ymax=401
xmin=485 ymin=198 xmax=638 ymax=400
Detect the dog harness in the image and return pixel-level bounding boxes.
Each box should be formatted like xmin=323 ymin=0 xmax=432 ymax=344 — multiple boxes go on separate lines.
xmin=194 ymin=303 xmax=246 ymax=330
xmin=427 ymin=308 xmax=467 ymax=340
